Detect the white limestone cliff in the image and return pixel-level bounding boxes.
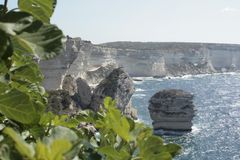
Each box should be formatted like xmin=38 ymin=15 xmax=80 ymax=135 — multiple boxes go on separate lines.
xmin=40 ymin=37 xmax=240 ymax=90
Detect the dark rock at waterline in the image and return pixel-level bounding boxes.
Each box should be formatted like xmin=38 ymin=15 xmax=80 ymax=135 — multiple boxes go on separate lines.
xmin=90 ymin=68 xmax=137 ymax=119
xmin=133 ymin=78 xmax=143 ymax=81
xmin=148 ymin=89 xmax=195 ymax=134
xmin=153 ymin=75 xmax=166 ymax=79
xmin=47 ymin=90 xmax=79 ymax=115
xmin=154 ymin=129 xmax=189 ymax=136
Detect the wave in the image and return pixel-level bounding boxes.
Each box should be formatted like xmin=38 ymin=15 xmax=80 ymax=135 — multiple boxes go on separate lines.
xmin=133 ymin=72 xmax=240 ymax=81
xmin=132 ymin=93 xmax=146 ymax=97
xmin=136 ymin=88 xmax=145 ymax=92
xmin=191 ymin=126 xmax=200 ymax=135
xmin=133 ymin=81 xmax=144 ymax=85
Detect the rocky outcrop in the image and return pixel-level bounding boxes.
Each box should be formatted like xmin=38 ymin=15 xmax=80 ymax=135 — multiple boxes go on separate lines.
xmin=40 ymin=37 xmax=82 ymax=90
xmin=47 ymin=90 xmax=79 ymax=115
xmin=61 ymin=75 xmax=92 ymax=109
xmin=40 ymin=37 xmax=240 ymax=90
xmin=83 ymin=62 xmax=118 ymax=86
xmin=47 ymin=68 xmax=137 ymax=119
xmin=123 ymin=99 xmax=138 ymax=119
xmin=62 ymin=75 xmax=76 ymax=95
xmin=73 ymin=78 xmax=92 ymax=109
xmin=148 ymin=89 xmax=195 ymax=135
xmin=90 ymin=68 xmax=137 ymax=119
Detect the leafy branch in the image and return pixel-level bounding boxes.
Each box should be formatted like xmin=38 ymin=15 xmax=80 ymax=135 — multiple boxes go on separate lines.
xmin=0 ymin=0 xmax=182 ymax=159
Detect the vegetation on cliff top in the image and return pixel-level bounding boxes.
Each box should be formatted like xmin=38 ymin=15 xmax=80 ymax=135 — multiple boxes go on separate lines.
xmin=100 ymin=41 xmax=240 ymax=51
xmin=0 ymin=0 xmax=181 ymax=159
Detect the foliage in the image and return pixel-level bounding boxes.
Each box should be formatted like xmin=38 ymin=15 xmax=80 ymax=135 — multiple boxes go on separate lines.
xmin=0 ymin=0 xmax=181 ymax=159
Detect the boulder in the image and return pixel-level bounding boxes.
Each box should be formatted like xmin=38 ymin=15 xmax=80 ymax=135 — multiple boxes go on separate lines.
xmin=61 ymin=75 xmax=92 ymax=109
xmin=90 ymin=68 xmax=137 ymax=118
xmin=47 ymin=90 xmax=79 ymax=115
xmin=73 ymin=77 xmax=92 ymax=109
xmin=148 ymin=89 xmax=195 ymax=135
xmin=61 ymin=75 xmax=76 ymax=95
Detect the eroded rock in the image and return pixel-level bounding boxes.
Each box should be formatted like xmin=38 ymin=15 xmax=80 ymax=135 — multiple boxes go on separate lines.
xmin=62 ymin=75 xmax=76 ymax=95
xmin=148 ymin=89 xmax=195 ymax=135
xmin=47 ymin=90 xmax=79 ymax=115
xmin=90 ymin=68 xmax=137 ymax=119
xmin=84 ymin=62 xmax=118 ymax=86
xmin=73 ymin=77 xmax=92 ymax=109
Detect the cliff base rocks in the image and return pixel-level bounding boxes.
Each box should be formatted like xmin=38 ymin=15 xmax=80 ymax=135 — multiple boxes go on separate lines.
xmin=47 ymin=90 xmax=79 ymax=115
xmin=46 ymin=67 xmax=137 ymax=119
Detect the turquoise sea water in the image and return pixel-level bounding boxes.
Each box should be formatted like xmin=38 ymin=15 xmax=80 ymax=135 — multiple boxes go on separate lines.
xmin=132 ymin=73 xmax=240 ymax=160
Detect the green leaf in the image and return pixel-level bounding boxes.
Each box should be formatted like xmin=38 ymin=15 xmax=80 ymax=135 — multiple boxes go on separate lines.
xmin=42 ymin=126 xmax=79 ymax=160
xmin=10 ymin=81 xmax=46 ymax=114
xmin=98 ymin=146 xmax=130 ymax=160
xmin=0 ymin=144 xmax=10 ymax=160
xmin=164 ymin=143 xmax=182 ymax=157
xmin=0 ymin=82 xmax=39 ymax=124
xmin=0 ymin=11 xmax=63 ymax=59
xmin=12 ymin=22 xmax=63 ymax=59
xmin=43 ymin=126 xmax=78 ymax=145
xmin=29 ymin=125 xmax=45 ymax=139
xmin=103 ymin=97 xmax=130 ymax=142
xmin=131 ymin=122 xmax=152 ymax=143
xmin=39 ymin=112 xmax=54 ymax=126
xmin=3 ymin=127 xmax=34 ymax=159
xmin=0 ymin=30 xmax=12 ymax=59
xmin=11 ymin=63 xmax=43 ymax=83
xmin=0 ymin=82 xmax=8 ymax=92
xmin=35 ymin=140 xmax=50 ymax=159
xmin=104 ymin=97 xmax=117 ymax=110
xmin=0 ymin=31 xmax=13 ymax=70
xmin=136 ymin=135 xmax=180 ymax=160
xmin=0 ymin=61 xmax=8 ymax=77
xmin=18 ymin=0 xmax=57 ymax=23
xmin=49 ymin=139 xmax=72 ymax=160
xmin=52 ymin=115 xmax=79 ymax=128
xmin=139 ymin=135 xmax=164 ymax=156
xmin=35 ymin=139 xmax=72 ymax=160
xmin=146 ymin=152 xmax=172 ymax=160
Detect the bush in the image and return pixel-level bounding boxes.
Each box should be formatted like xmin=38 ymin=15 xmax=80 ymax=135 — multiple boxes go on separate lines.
xmin=0 ymin=0 xmax=181 ymax=159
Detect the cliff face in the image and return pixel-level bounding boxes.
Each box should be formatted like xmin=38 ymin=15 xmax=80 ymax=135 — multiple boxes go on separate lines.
xmin=100 ymin=42 xmax=240 ymax=76
xmin=40 ymin=37 xmax=240 ymax=90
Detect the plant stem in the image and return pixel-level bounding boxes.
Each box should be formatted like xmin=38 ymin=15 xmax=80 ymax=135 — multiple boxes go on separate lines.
xmin=4 ymin=0 xmax=8 ymax=10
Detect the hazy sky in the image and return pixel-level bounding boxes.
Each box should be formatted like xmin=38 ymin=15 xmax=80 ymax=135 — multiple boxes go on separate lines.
xmin=5 ymin=0 xmax=240 ymax=44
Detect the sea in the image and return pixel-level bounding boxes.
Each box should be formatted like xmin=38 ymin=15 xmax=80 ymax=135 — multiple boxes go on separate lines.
xmin=132 ymin=73 xmax=240 ymax=160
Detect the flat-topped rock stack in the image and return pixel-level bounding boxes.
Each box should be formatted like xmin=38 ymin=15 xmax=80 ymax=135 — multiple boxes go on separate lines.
xmin=148 ymin=89 xmax=195 ymax=135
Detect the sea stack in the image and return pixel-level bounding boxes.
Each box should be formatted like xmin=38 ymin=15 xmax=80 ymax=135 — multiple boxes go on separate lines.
xmin=148 ymin=89 xmax=195 ymax=135
xmin=90 ymin=68 xmax=137 ymax=119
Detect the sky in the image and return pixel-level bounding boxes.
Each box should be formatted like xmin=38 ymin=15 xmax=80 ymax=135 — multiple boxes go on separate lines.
xmin=5 ymin=0 xmax=240 ymax=44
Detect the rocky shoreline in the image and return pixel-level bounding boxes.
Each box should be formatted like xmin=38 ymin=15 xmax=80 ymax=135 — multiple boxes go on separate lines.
xmin=47 ymin=67 xmax=138 ymax=120
xmin=40 ymin=36 xmax=239 ymax=135
xmin=40 ymin=36 xmax=240 ymax=90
